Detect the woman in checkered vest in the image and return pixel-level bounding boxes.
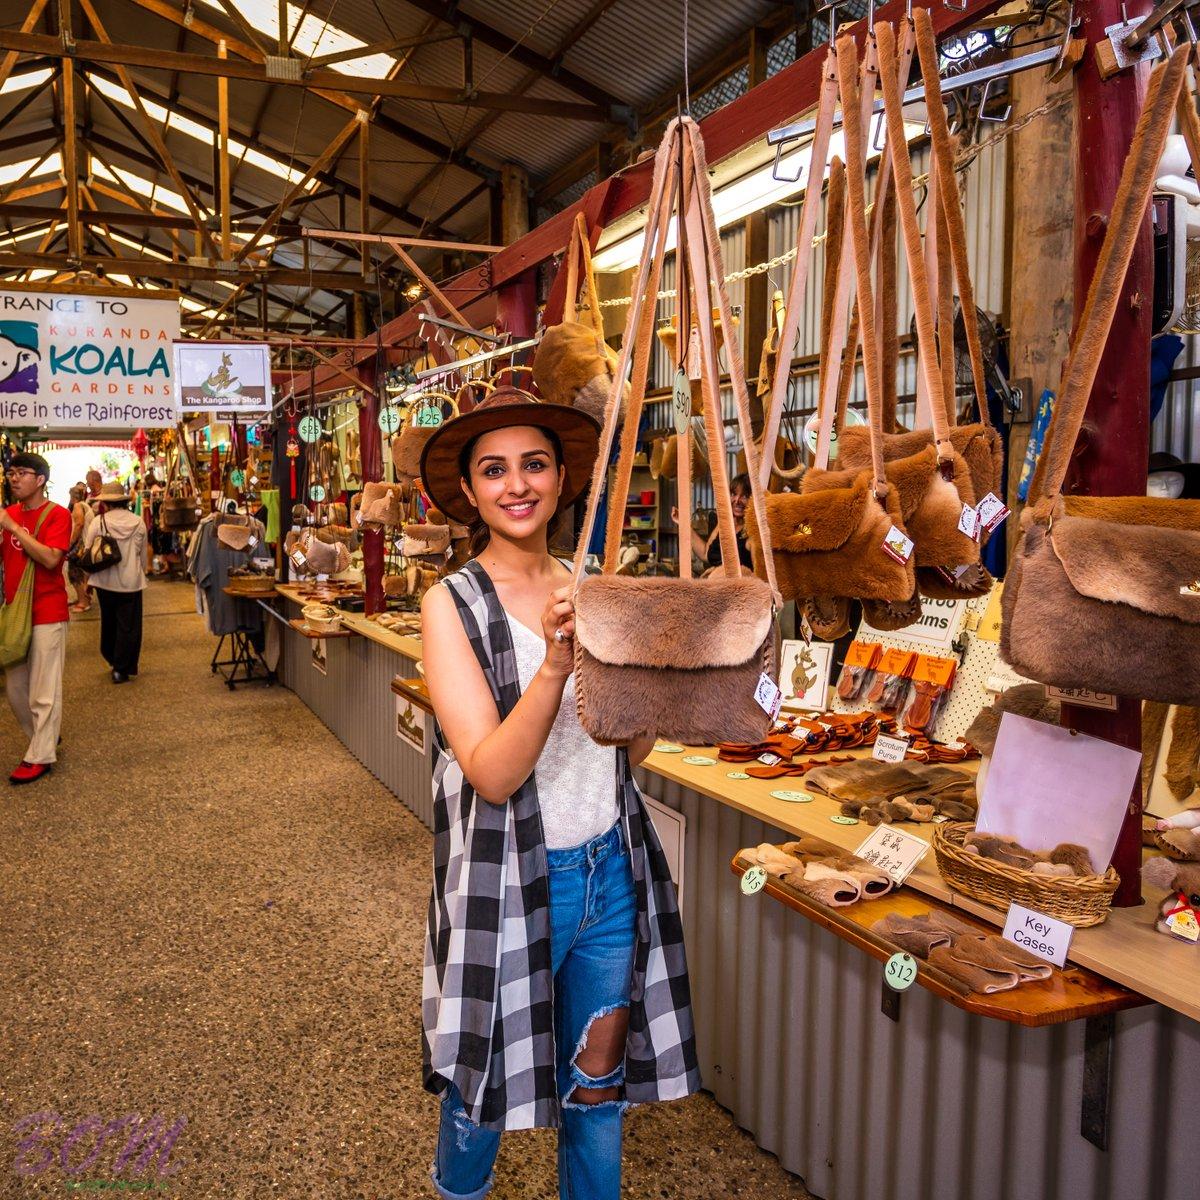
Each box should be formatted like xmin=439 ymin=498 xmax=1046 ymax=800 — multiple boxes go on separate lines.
xmin=418 ymin=389 xmax=700 ymax=1200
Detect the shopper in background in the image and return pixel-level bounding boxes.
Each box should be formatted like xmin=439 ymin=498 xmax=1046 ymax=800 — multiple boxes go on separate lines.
xmin=67 ymin=483 xmax=93 ymax=613
xmin=671 ymin=470 xmax=755 ymax=571
xmin=83 ymin=482 xmax=147 ymax=684
xmin=0 ymin=453 xmax=72 ymax=784
xmin=85 ymin=468 xmax=102 ymax=502
xmin=418 ymin=389 xmax=699 ymax=1200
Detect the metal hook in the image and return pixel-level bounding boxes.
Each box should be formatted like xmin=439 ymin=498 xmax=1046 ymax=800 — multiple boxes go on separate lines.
xmin=1181 ymin=6 xmax=1198 ymax=44
xmin=943 ymin=0 xmax=968 ymax=11
xmin=978 ymin=74 xmax=1012 ymax=123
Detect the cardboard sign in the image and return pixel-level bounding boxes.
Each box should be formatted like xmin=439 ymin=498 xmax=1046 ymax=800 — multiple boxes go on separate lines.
xmin=872 ymin=733 xmax=911 ymax=764
xmin=1002 ymin=903 xmax=1073 ymax=967
xmin=855 ymin=826 xmax=930 ymax=883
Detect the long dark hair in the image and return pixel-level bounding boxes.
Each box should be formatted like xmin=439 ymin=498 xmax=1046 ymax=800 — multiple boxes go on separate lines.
xmin=460 ymin=425 xmax=565 ymax=558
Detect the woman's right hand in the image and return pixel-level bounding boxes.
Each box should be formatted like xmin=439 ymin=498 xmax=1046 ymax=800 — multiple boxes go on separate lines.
xmin=540 ymin=585 xmax=576 ymax=679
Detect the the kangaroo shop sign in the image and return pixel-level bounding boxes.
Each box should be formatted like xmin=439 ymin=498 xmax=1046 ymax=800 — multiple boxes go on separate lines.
xmin=0 ymin=288 xmax=180 ymax=429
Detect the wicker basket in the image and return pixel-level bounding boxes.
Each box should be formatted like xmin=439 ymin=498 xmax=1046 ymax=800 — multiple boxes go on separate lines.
xmin=227 ymin=574 xmax=277 ymax=596
xmin=302 ymin=603 xmax=342 ymax=634
xmin=932 ymin=822 xmax=1119 ymax=928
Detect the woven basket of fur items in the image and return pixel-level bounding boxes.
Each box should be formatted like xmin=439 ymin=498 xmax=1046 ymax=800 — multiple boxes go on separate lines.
xmin=743 ymin=469 xmax=915 ymax=605
xmin=933 ymin=822 xmax=1119 ymax=927
xmin=573 ymin=574 xmax=778 ymax=745
xmin=357 ymin=481 xmax=405 ymax=528
xmin=301 ymin=602 xmax=342 ymax=635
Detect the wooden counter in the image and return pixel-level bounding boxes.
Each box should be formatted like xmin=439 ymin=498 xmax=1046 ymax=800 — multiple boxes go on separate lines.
xmin=271 ymin=589 xmax=1199 ymax=1024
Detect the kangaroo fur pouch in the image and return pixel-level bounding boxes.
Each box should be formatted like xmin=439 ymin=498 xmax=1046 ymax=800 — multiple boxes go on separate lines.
xmin=574 ymin=574 xmax=779 ymax=745
xmin=744 ymin=469 xmax=914 ymax=604
xmin=1002 ymin=501 xmax=1200 ymax=706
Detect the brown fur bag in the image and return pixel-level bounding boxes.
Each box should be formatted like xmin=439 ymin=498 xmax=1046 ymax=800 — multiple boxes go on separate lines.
xmin=533 ymin=213 xmax=626 ymax=423
xmin=390 ymin=391 xmax=458 ymax=481
xmin=1003 ymin=46 xmax=1200 ymax=706
xmin=358 ymin=481 xmax=405 ymax=527
xmin=570 ymin=116 xmax=783 ymax=747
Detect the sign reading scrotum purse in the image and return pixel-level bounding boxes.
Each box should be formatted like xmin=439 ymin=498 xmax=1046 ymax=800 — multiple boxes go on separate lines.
xmin=174 ymin=341 xmax=273 ymax=414
xmin=0 ymin=287 xmax=179 ymax=428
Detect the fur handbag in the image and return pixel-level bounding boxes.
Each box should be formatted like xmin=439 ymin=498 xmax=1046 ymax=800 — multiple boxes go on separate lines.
xmin=1003 ymin=45 xmax=1200 ymax=706
xmin=746 ymin=39 xmax=917 ymax=612
xmin=301 ymin=530 xmax=350 ymax=576
xmin=216 ymin=513 xmax=252 ymax=551
xmin=570 ymin=116 xmax=782 ymax=746
xmin=533 ymin=212 xmax=626 ymax=423
xmin=357 ymin=481 xmax=405 ymax=527
xmin=390 ymin=391 xmax=458 ymax=481
xmin=401 ymin=521 xmax=451 ymax=557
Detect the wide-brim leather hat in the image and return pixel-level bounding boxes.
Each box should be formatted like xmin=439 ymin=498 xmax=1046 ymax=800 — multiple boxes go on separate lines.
xmin=94 ymin=481 xmax=130 ymax=503
xmin=419 ymin=386 xmax=601 ymax=524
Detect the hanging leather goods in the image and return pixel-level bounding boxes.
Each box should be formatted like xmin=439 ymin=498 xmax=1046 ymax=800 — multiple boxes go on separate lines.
xmin=744 ymin=39 xmax=915 ymax=619
xmin=571 ymin=117 xmax=781 ymax=747
xmin=1003 ymin=44 xmax=1200 ymax=707
xmin=813 ymin=23 xmax=981 ymax=596
xmin=390 ymin=389 xmax=460 ymax=482
xmin=532 ymin=211 xmax=627 ymax=422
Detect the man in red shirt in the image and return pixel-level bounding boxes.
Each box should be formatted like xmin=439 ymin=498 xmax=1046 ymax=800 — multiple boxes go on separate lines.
xmin=1 ymin=453 xmax=72 ymax=784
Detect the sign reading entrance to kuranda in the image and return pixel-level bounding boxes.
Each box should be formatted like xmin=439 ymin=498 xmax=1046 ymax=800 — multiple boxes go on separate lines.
xmin=0 ymin=286 xmax=180 ymax=428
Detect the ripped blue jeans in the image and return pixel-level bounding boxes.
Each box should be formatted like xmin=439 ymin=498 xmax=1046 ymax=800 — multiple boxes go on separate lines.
xmin=432 ymin=821 xmax=637 ymax=1200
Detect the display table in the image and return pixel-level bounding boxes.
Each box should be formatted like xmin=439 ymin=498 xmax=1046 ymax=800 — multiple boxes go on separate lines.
xmin=270 ymin=594 xmax=1197 ymax=1200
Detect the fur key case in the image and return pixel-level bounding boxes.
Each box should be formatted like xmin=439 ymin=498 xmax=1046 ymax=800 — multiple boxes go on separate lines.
xmin=574 ymin=575 xmax=779 ymax=745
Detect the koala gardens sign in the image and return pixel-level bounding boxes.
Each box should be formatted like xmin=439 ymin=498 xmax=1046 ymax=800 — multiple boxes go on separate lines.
xmin=0 ymin=287 xmax=180 ymax=429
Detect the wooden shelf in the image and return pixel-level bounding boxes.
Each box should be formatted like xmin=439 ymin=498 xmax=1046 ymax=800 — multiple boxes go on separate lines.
xmin=391 ymin=675 xmax=433 ymax=713
xmin=730 ymin=853 xmax=1146 ymax=1027
xmin=287 ymin=617 xmax=358 ymax=640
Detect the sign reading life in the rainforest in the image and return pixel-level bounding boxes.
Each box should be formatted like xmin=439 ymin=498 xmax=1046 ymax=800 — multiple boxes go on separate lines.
xmin=0 ymin=288 xmax=180 ymax=428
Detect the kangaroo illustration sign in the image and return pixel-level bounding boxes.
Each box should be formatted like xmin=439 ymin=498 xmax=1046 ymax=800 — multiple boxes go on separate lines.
xmin=174 ymin=342 xmax=273 ymax=414
xmin=0 ymin=287 xmax=180 ymax=429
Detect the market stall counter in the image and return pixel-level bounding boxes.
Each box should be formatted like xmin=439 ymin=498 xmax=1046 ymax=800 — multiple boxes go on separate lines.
xmin=270 ymin=590 xmax=1196 ymax=1200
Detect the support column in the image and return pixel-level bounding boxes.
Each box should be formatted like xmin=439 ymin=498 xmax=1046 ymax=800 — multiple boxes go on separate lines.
xmin=500 ymin=163 xmax=530 ymax=245
xmin=496 ymin=270 xmax=537 ymax=342
xmin=1069 ymin=0 xmax=1152 ymax=906
xmin=357 ymin=352 xmax=385 ymax=615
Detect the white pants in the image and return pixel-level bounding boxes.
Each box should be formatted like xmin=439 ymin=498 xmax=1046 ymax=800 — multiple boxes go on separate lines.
xmin=5 ymin=620 xmax=67 ymax=765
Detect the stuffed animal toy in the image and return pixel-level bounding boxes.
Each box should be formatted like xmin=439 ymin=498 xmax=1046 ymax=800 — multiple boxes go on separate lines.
xmin=1143 ymin=856 xmax=1200 ymax=941
xmin=1154 ymin=808 xmax=1200 ymax=860
xmin=358 ymin=481 xmax=404 ymax=527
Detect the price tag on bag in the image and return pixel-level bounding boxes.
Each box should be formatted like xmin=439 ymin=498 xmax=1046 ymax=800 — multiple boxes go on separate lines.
xmin=671 ymin=367 xmax=691 ymax=434
xmin=881 ymin=524 xmax=914 ymax=564
xmin=958 ymin=503 xmax=981 ymax=542
xmin=754 ymin=673 xmax=782 ymax=720
xmin=873 ymin=732 xmax=910 ymax=763
xmin=976 ymin=492 xmax=1010 ymax=533
xmin=855 ymin=826 xmax=930 ymax=884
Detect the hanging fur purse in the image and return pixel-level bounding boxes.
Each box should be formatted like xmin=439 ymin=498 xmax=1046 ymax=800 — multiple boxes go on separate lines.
xmin=301 ymin=530 xmax=351 ymax=576
xmin=1003 ymin=45 xmax=1200 ymax=706
xmin=533 ymin=213 xmax=626 ymax=424
xmin=746 ymin=39 xmax=917 ymax=611
xmin=401 ymin=522 xmax=451 ymax=558
xmin=390 ymin=391 xmax=458 ymax=482
xmin=571 ymin=117 xmax=782 ymax=746
xmin=216 ymin=513 xmax=252 ymax=551
xmin=357 ymin=481 xmax=405 ymax=527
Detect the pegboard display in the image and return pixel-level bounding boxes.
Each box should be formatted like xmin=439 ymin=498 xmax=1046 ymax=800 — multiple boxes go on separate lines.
xmin=830 ymin=585 xmax=1004 ymax=743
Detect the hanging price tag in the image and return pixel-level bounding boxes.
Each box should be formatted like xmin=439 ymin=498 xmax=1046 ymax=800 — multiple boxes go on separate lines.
xmin=378 ymin=406 xmax=401 ymax=434
xmin=740 ymin=866 xmax=768 ymax=895
xmin=884 ymin=952 xmax=918 ymax=992
xmin=298 ymin=415 xmax=322 ymax=443
xmin=754 ymin=672 xmax=782 ymax=720
xmin=976 ymin=492 xmax=1010 ymax=533
xmin=309 ymin=484 xmax=326 ymax=502
xmin=881 ymin=524 xmax=914 ymax=564
xmin=671 ymin=367 xmax=691 ymax=435
xmin=230 ymin=468 xmax=245 ymax=488
xmin=958 ymin=503 xmax=981 ymax=542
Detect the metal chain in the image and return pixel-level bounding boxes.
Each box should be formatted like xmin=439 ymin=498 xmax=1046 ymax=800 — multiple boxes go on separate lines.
xmin=598 ymin=89 xmax=1070 ymax=308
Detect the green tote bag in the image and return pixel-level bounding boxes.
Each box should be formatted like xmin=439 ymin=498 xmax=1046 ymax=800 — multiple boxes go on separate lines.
xmin=0 ymin=505 xmax=54 ymax=670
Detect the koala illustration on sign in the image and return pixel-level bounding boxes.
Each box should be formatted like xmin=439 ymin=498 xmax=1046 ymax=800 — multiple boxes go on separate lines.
xmin=0 ymin=334 xmax=40 ymax=383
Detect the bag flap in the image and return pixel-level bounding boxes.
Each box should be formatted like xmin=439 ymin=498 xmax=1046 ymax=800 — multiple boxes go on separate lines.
xmin=1051 ymin=514 xmax=1200 ymax=625
xmin=766 ymin=476 xmax=869 ymax=553
xmin=576 ymin=574 xmax=773 ymax=668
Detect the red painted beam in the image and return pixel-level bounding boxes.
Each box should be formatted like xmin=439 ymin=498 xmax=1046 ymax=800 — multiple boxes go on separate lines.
xmin=1064 ymin=0 xmax=1153 ymax=907
xmin=288 ymin=0 xmax=1005 ymax=397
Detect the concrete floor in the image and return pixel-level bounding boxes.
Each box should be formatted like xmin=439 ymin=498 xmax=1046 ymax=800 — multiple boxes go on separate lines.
xmin=0 ymin=581 xmax=813 ymax=1199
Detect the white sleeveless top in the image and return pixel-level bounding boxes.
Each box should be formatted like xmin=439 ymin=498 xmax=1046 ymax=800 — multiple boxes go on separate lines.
xmin=504 ymin=611 xmax=619 ymax=850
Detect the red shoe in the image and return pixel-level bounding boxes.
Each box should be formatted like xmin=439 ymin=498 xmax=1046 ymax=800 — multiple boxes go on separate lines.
xmin=9 ymin=761 xmax=51 ymax=785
